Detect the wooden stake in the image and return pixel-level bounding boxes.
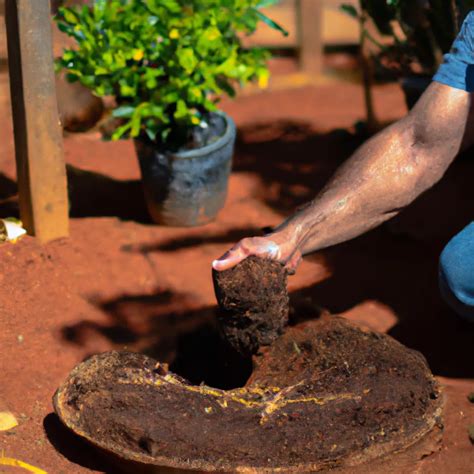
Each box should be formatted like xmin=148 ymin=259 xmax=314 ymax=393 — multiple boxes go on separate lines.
xmin=298 ymin=0 xmax=324 ymax=75
xmin=5 ymin=0 xmax=69 ymax=241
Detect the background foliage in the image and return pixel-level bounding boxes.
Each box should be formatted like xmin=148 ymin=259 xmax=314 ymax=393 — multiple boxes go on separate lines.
xmin=56 ymin=0 xmax=286 ymax=149
xmin=342 ymin=0 xmax=473 ymax=77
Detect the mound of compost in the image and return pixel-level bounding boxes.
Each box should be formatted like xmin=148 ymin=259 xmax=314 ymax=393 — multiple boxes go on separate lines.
xmin=53 ymin=317 xmax=443 ymax=473
xmin=212 ymin=256 xmax=289 ymax=355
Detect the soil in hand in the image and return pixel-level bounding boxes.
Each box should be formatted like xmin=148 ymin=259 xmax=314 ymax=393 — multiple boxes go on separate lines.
xmin=212 ymin=255 xmax=289 ymax=355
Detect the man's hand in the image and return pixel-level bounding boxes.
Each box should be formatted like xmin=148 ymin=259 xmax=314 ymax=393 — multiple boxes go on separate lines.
xmin=212 ymin=230 xmax=302 ymax=274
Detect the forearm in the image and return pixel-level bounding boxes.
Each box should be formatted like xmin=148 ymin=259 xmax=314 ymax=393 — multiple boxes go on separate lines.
xmin=212 ymin=83 xmax=471 ymax=273
xmin=275 ymin=83 xmax=471 ymax=255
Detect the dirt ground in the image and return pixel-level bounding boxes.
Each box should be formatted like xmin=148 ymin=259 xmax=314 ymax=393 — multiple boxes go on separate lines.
xmin=1 ymin=62 xmax=474 ymax=473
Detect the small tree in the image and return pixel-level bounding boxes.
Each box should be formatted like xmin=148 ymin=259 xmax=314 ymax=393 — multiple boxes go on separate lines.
xmin=56 ymin=0 xmax=287 ymax=150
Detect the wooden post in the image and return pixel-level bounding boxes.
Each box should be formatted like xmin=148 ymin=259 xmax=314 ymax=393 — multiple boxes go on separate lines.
xmin=5 ymin=0 xmax=69 ymax=241
xmin=298 ymin=0 xmax=324 ymax=75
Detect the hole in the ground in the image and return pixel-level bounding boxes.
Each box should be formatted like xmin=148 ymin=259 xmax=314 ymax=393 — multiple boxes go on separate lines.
xmin=168 ymin=323 xmax=253 ymax=390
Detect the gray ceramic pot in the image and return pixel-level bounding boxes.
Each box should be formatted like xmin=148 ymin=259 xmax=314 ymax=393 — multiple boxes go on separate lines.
xmin=134 ymin=113 xmax=236 ymax=227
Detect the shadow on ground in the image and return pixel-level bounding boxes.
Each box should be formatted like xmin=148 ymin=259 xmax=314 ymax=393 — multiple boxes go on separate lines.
xmin=43 ymin=413 xmax=116 ymax=474
xmin=234 ymin=120 xmax=363 ymax=212
xmin=67 ymin=165 xmax=150 ymax=222
xmin=0 ymin=167 xmax=150 ymax=222
xmin=63 ymin=288 xmax=252 ymax=389
xmin=123 ymin=225 xmax=267 ymax=254
xmin=0 ymin=173 xmax=19 ymax=217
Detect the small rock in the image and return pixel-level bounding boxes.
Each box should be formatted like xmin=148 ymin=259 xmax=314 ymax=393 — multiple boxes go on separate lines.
xmin=467 ymin=392 xmax=474 ymax=403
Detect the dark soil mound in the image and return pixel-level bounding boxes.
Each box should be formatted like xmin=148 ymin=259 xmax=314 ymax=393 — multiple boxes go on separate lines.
xmin=53 ymin=317 xmax=443 ymax=473
xmin=212 ymin=256 xmax=289 ymax=355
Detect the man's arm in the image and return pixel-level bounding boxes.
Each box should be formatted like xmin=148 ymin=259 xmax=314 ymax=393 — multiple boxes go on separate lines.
xmin=213 ymin=82 xmax=472 ymax=271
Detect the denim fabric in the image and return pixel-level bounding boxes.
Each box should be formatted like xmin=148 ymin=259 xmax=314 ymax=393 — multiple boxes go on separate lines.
xmin=433 ymin=11 xmax=474 ymax=92
xmin=439 ymin=222 xmax=474 ymax=321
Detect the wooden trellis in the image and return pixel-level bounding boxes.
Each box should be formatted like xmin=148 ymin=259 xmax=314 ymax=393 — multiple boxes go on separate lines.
xmin=4 ymin=0 xmax=68 ymax=242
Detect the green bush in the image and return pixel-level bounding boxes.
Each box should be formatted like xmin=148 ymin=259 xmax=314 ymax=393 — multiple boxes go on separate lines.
xmin=56 ymin=0 xmax=286 ymax=149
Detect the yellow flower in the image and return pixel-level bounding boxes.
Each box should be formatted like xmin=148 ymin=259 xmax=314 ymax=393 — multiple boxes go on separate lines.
xmin=205 ymin=27 xmax=221 ymax=41
xmin=169 ymin=29 xmax=180 ymax=39
xmin=191 ymin=116 xmax=200 ymax=125
xmin=132 ymin=49 xmax=144 ymax=61
xmin=258 ymin=70 xmax=269 ymax=89
xmin=190 ymin=87 xmax=202 ymax=99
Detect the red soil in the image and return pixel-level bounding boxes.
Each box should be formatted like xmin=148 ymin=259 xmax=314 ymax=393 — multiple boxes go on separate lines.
xmin=0 ymin=69 xmax=473 ymax=473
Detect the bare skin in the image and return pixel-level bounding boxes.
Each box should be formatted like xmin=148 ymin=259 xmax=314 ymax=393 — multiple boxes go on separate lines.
xmin=213 ymin=82 xmax=473 ymax=272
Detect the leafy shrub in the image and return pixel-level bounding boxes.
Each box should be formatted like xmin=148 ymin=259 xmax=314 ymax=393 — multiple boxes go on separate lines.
xmin=342 ymin=0 xmax=474 ymax=77
xmin=56 ymin=0 xmax=286 ymax=149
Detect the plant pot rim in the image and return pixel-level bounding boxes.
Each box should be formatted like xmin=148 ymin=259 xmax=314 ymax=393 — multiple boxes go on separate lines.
xmin=135 ymin=111 xmax=236 ymax=160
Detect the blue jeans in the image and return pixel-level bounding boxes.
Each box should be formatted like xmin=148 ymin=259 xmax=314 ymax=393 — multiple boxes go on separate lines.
xmin=439 ymin=222 xmax=474 ymax=321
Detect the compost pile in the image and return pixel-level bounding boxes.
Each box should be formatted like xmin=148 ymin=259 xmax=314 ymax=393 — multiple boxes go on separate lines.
xmin=54 ymin=257 xmax=443 ymax=473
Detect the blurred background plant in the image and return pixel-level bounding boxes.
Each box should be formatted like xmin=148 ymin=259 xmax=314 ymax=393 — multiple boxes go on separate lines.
xmin=342 ymin=0 xmax=474 ymax=78
xmin=55 ymin=0 xmax=287 ymax=150
xmin=341 ymin=0 xmax=474 ymax=129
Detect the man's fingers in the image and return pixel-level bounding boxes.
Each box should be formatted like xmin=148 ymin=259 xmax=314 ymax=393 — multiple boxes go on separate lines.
xmin=284 ymin=250 xmax=302 ymax=275
xmin=212 ymin=246 xmax=248 ymax=271
xmin=212 ymin=238 xmax=281 ymax=271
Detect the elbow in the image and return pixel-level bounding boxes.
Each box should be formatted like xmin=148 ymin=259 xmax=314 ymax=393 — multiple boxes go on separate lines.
xmin=393 ymin=145 xmax=448 ymax=209
xmin=402 ymin=116 xmax=456 ymax=199
xmin=410 ymin=133 xmax=456 ymax=185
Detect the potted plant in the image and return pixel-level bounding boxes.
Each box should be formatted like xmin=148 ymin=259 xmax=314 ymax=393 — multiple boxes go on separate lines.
xmin=55 ymin=0 xmax=286 ymax=226
xmin=342 ymin=0 xmax=472 ymax=109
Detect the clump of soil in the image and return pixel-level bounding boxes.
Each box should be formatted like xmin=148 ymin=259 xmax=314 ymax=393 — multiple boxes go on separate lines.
xmin=212 ymin=256 xmax=289 ymax=355
xmin=53 ymin=317 xmax=443 ymax=473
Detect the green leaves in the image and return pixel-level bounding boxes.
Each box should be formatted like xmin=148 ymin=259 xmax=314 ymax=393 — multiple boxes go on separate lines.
xmin=177 ymin=48 xmax=198 ymax=73
xmin=197 ymin=26 xmax=222 ymax=53
xmin=112 ymin=105 xmax=135 ymax=118
xmin=144 ymin=0 xmax=180 ymax=14
xmin=256 ymin=0 xmax=281 ymax=7
xmin=61 ymin=8 xmax=79 ymax=25
xmin=55 ymin=0 xmax=287 ymax=148
xmin=255 ymin=10 xmax=289 ymax=36
xmin=144 ymin=68 xmax=164 ymax=89
xmin=340 ymin=4 xmax=359 ymax=19
xmin=174 ymin=100 xmax=189 ymax=119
